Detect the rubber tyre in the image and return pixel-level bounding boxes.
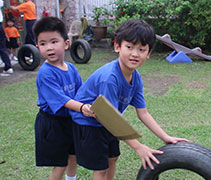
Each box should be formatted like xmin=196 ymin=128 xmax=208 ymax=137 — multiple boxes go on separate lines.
xmin=18 ymin=44 xmax=41 ymax=71
xmin=136 ymin=142 xmax=211 ymax=180
xmin=70 ymin=39 xmax=91 ymax=64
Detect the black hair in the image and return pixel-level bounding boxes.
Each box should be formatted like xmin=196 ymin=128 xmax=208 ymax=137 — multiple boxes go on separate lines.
xmin=115 ymin=19 xmax=156 ymax=52
xmin=33 ymin=16 xmax=68 ymax=43
xmin=6 ymin=18 xmax=14 ymax=23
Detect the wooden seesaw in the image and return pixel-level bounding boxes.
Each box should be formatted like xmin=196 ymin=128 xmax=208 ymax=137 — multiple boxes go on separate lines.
xmin=156 ymin=34 xmax=211 ymax=61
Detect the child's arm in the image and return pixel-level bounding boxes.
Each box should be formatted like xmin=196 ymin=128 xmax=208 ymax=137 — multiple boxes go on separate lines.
xmin=124 ymin=139 xmax=163 ymax=170
xmin=64 ymin=99 xmax=95 ymax=118
xmin=17 ymin=38 xmax=20 ymax=45
xmin=10 ymin=6 xmax=18 ymax=11
xmin=3 ymin=27 xmax=10 ymax=42
xmin=124 ymin=107 xmax=189 ymax=170
xmin=136 ymin=108 xmax=189 ymax=144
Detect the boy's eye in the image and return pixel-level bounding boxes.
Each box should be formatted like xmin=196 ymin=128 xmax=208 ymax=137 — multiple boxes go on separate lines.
xmin=52 ymin=40 xmax=58 ymax=44
xmin=140 ymin=49 xmax=146 ymax=52
xmin=40 ymin=42 xmax=45 ymax=46
xmin=127 ymin=45 xmax=132 ymax=49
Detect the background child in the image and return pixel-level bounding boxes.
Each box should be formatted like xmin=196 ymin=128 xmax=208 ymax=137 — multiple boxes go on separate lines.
xmin=4 ymin=18 xmax=20 ymax=61
xmin=0 ymin=0 xmax=13 ymax=74
xmin=11 ymin=0 xmax=36 ymax=46
xmin=71 ymin=19 xmax=189 ymax=180
xmin=33 ymin=16 xmax=94 ymax=180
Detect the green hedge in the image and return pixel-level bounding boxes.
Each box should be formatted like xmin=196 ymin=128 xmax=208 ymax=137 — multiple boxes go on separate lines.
xmin=109 ymin=0 xmax=211 ymax=52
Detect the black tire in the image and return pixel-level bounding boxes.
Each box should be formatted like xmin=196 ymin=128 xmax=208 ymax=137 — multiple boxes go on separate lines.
xmin=17 ymin=44 xmax=41 ymax=71
xmin=70 ymin=39 xmax=91 ymax=64
xmin=136 ymin=142 xmax=211 ymax=180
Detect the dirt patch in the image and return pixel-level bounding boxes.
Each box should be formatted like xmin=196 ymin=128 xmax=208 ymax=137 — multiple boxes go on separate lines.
xmin=143 ymin=73 xmax=180 ymax=96
xmin=186 ymin=81 xmax=208 ymax=90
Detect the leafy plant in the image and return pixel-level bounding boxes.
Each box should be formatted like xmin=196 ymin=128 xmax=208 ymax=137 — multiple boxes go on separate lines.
xmin=110 ymin=0 xmax=211 ymax=52
xmin=92 ymin=6 xmax=110 ymax=26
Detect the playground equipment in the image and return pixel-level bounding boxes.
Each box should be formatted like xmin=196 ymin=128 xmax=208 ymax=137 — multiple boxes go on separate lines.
xmin=136 ymin=142 xmax=211 ymax=180
xmin=17 ymin=39 xmax=91 ymax=71
xmin=156 ymin=34 xmax=211 ymax=62
xmin=17 ymin=44 xmax=41 ymax=71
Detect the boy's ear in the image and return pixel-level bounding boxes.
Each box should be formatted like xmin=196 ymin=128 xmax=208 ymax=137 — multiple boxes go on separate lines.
xmin=64 ymin=39 xmax=70 ymax=50
xmin=114 ymin=42 xmax=120 ymax=53
xmin=147 ymin=50 xmax=152 ymax=59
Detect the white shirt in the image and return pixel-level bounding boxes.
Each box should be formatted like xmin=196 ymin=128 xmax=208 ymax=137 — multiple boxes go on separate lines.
xmin=0 ymin=0 xmax=4 ymax=22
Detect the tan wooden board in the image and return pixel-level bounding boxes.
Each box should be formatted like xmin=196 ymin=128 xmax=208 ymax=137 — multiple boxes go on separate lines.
xmin=91 ymin=95 xmax=142 ymax=140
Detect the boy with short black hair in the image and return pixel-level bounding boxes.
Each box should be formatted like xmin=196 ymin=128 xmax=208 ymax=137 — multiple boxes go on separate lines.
xmin=33 ymin=16 xmax=95 ymax=180
xmin=71 ymin=19 xmax=189 ymax=180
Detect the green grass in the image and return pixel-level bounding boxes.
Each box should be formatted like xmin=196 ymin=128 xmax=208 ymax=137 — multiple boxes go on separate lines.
xmin=0 ymin=49 xmax=210 ymax=180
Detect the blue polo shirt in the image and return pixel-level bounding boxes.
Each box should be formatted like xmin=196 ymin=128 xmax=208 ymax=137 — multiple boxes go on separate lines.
xmin=36 ymin=61 xmax=82 ymax=117
xmin=71 ymin=59 xmax=146 ymax=126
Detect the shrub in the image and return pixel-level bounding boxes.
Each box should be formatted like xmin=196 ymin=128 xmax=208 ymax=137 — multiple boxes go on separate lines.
xmin=110 ymin=0 xmax=211 ymax=52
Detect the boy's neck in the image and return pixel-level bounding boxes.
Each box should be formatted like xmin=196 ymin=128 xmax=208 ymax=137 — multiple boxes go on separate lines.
xmin=118 ymin=60 xmax=133 ymax=84
xmin=46 ymin=60 xmax=68 ymax=71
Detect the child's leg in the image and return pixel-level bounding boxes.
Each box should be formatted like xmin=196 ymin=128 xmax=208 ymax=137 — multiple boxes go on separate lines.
xmin=12 ymin=48 xmax=18 ymax=60
xmin=65 ymin=155 xmax=77 ymax=179
xmin=12 ymin=48 xmax=17 ymax=57
xmin=93 ymin=156 xmax=119 ymax=180
xmin=93 ymin=169 xmax=107 ymax=180
xmin=49 ymin=166 xmax=66 ymax=180
xmin=105 ymin=156 xmax=119 ymax=180
xmin=7 ymin=48 xmax=13 ymax=59
xmin=7 ymin=48 xmax=11 ymax=55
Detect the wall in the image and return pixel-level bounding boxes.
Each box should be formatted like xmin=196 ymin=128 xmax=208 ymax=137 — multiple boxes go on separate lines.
xmin=35 ymin=0 xmax=113 ymax=32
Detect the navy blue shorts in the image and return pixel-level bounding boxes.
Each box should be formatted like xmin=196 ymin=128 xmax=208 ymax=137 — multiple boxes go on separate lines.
xmin=35 ymin=110 xmax=75 ymax=167
xmin=6 ymin=38 xmax=19 ymax=49
xmin=72 ymin=122 xmax=120 ymax=170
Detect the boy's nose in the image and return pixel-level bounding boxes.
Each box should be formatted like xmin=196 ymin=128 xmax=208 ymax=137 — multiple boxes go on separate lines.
xmin=47 ymin=45 xmax=53 ymax=50
xmin=131 ymin=49 xmax=139 ymax=57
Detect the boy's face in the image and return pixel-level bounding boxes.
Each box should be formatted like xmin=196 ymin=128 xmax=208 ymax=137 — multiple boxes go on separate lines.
xmin=36 ymin=31 xmax=69 ymax=63
xmin=114 ymin=40 xmax=151 ymax=72
xmin=7 ymin=20 xmax=14 ymax=27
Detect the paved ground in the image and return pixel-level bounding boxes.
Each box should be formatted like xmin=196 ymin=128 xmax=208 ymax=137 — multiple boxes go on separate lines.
xmin=0 ymin=48 xmax=73 ymax=88
xmin=0 ymin=60 xmax=38 ymax=88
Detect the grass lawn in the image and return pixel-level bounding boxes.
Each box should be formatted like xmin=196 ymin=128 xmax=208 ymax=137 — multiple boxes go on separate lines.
xmin=0 ymin=48 xmax=210 ymax=180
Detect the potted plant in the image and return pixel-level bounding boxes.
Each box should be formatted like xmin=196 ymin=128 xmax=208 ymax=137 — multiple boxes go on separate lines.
xmin=92 ymin=6 xmax=109 ymax=40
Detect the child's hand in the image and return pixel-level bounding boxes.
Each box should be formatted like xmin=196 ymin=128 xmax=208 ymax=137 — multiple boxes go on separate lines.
xmin=134 ymin=143 xmax=163 ymax=170
xmin=81 ymin=104 xmax=96 ymax=118
xmin=163 ymin=135 xmax=190 ymax=144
